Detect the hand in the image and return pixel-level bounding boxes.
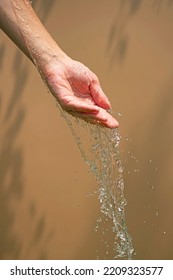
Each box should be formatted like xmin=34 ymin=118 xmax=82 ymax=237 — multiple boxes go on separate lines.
xmin=42 ymin=56 xmax=119 ymax=128
xmin=1 ymin=1 xmax=118 ymax=128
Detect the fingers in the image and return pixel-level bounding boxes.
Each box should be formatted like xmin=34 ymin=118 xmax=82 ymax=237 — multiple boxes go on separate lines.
xmin=61 ymin=97 xmax=100 ymax=114
xmin=89 ymin=78 xmax=111 ymax=110
xmin=62 ymin=96 xmax=119 ymax=128
xmin=69 ymin=107 xmax=119 ymax=129
xmin=102 ymin=115 xmax=119 ymax=128
xmin=95 ymin=108 xmax=119 ymax=128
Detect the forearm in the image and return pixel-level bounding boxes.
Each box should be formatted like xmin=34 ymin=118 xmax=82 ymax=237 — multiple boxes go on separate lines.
xmin=0 ymin=0 xmax=34 ymax=60
xmin=0 ymin=0 xmax=68 ymax=68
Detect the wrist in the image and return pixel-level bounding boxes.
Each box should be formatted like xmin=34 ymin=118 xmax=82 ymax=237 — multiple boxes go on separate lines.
xmin=36 ymin=47 xmax=71 ymax=77
xmin=32 ymin=44 xmax=68 ymax=68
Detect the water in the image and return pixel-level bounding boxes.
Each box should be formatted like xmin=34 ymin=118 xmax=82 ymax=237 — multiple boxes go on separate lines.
xmin=57 ymin=104 xmax=134 ymax=259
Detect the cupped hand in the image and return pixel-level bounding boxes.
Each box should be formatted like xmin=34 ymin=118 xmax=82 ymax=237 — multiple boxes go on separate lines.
xmin=42 ymin=57 xmax=119 ymax=128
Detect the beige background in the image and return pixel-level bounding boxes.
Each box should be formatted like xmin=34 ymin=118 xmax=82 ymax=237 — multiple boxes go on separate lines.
xmin=0 ymin=0 xmax=173 ymax=259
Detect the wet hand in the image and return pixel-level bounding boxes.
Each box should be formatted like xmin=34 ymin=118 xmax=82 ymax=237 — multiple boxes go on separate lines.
xmin=42 ymin=57 xmax=119 ymax=128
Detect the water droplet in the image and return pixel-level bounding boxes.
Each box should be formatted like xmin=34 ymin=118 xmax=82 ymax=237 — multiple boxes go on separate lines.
xmin=117 ymin=112 xmax=123 ymax=117
xmin=95 ymin=224 xmax=99 ymax=232
xmin=125 ymin=137 xmax=132 ymax=141
xmin=118 ymin=166 xmax=124 ymax=173
xmin=134 ymin=169 xmax=139 ymax=173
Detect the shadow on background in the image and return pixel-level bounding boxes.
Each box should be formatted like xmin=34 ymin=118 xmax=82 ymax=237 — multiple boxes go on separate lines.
xmin=153 ymin=0 xmax=173 ymax=12
xmin=107 ymin=0 xmax=173 ymax=66
xmin=0 ymin=49 xmax=27 ymax=259
xmin=106 ymin=0 xmax=142 ymax=66
xmin=0 ymin=0 xmax=55 ymax=259
xmin=32 ymin=0 xmax=56 ymax=23
xmin=0 ymin=43 xmax=5 ymax=71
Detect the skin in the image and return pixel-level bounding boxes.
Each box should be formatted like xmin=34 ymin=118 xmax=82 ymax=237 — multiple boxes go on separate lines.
xmin=0 ymin=0 xmax=119 ymax=128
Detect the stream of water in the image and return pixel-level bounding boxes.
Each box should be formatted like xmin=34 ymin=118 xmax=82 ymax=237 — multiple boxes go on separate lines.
xmin=58 ymin=105 xmax=134 ymax=259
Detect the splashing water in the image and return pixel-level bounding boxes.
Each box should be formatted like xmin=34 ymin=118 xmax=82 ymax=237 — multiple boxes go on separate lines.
xmin=57 ymin=105 xmax=134 ymax=259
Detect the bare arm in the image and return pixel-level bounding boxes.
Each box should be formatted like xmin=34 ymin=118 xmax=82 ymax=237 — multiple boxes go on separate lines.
xmin=0 ymin=0 xmax=119 ymax=128
xmin=0 ymin=0 xmax=32 ymax=59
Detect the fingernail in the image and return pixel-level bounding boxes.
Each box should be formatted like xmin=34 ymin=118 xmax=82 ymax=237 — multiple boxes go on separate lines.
xmin=108 ymin=99 xmax=111 ymax=106
xmin=106 ymin=100 xmax=111 ymax=109
xmin=109 ymin=119 xmax=119 ymax=128
xmin=114 ymin=120 xmax=119 ymax=127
